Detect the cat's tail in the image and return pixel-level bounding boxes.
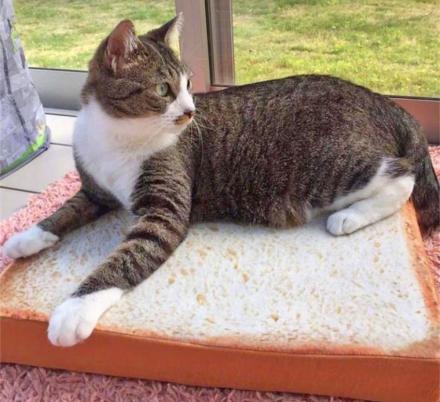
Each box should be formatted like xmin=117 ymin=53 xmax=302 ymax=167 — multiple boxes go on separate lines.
xmin=412 ymin=152 xmax=440 ymax=234
xmin=394 ymin=105 xmax=439 ymax=235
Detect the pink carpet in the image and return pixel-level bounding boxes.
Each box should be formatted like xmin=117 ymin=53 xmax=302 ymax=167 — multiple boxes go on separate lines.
xmin=1 ymin=148 xmax=439 ymax=402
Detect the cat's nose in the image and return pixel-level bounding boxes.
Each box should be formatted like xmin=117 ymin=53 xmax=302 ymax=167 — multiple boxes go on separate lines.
xmin=184 ymin=110 xmax=195 ymax=119
xmin=175 ymin=109 xmax=196 ymax=125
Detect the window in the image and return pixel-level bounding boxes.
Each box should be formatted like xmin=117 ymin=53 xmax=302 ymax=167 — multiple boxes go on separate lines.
xmin=13 ymin=0 xmax=439 ymax=141
xmin=226 ymin=0 xmax=439 ymax=97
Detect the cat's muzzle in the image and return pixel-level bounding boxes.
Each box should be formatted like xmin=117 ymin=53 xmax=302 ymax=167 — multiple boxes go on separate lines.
xmin=175 ymin=110 xmax=195 ymax=125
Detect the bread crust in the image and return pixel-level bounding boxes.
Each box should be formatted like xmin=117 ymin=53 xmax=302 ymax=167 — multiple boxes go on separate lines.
xmin=397 ymin=203 xmax=440 ymax=358
xmin=1 ymin=317 xmax=439 ymax=402
xmin=1 ymin=203 xmax=438 ymax=359
xmin=402 ymin=202 xmax=440 ymax=321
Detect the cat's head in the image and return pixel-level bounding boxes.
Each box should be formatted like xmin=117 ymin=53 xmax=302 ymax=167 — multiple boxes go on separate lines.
xmin=83 ymin=14 xmax=195 ymax=130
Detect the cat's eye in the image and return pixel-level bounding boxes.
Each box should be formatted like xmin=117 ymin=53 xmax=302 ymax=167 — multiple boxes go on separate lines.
xmin=187 ymin=79 xmax=192 ymax=91
xmin=156 ymin=83 xmax=169 ymax=97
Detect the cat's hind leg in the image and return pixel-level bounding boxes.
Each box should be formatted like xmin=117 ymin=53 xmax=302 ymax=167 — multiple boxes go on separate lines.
xmin=326 ymin=160 xmax=415 ymax=236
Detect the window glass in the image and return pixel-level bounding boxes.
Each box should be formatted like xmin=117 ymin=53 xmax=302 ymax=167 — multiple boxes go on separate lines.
xmin=233 ymin=0 xmax=439 ymax=96
xmin=14 ymin=0 xmax=175 ymax=70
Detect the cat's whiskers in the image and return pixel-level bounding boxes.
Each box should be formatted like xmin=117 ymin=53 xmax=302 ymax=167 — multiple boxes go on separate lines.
xmin=190 ymin=115 xmax=212 ymax=132
xmin=190 ymin=118 xmax=205 ymax=169
xmin=192 ymin=99 xmax=213 ymax=127
xmin=195 ymin=114 xmax=215 ymax=131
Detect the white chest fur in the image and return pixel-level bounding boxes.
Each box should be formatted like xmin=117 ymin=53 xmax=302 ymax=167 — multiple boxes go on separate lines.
xmin=73 ymin=99 xmax=179 ymax=209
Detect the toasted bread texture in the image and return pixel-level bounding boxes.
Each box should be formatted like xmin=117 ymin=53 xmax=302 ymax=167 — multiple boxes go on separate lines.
xmin=1 ymin=203 xmax=438 ymax=358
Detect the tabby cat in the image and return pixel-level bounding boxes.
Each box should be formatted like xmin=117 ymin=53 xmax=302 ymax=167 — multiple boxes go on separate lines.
xmin=4 ymin=15 xmax=439 ymax=347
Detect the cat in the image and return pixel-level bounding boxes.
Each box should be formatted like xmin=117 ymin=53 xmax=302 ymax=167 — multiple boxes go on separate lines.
xmin=3 ymin=14 xmax=439 ymax=347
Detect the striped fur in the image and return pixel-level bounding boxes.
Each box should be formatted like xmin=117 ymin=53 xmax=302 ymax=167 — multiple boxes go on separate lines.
xmin=38 ymin=189 xmax=115 ymax=237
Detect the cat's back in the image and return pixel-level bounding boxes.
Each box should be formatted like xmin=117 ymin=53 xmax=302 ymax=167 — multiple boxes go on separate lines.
xmin=195 ymin=74 xmax=383 ymax=115
xmin=192 ymin=74 xmax=405 ymax=158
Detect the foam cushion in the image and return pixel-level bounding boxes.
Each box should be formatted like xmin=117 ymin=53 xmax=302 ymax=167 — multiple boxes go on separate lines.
xmin=0 ymin=203 xmax=439 ymax=402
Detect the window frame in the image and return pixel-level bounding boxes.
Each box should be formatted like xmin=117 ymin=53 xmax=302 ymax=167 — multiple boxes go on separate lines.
xmin=206 ymin=0 xmax=235 ymax=86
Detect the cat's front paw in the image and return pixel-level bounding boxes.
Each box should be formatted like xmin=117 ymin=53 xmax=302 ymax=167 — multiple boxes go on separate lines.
xmin=3 ymin=226 xmax=59 ymax=259
xmin=48 ymin=297 xmax=98 ymax=347
xmin=48 ymin=288 xmax=123 ymax=347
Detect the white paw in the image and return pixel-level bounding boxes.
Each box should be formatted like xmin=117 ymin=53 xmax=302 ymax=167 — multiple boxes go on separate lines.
xmin=326 ymin=210 xmax=366 ymax=236
xmin=3 ymin=226 xmax=59 ymax=259
xmin=48 ymin=287 xmax=123 ymax=347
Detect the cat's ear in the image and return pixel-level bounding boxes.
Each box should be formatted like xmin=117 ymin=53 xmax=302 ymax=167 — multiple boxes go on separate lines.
xmin=144 ymin=13 xmax=183 ymax=48
xmin=105 ymin=20 xmax=139 ymax=74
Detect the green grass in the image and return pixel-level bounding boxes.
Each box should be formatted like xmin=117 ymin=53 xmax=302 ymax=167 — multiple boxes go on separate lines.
xmin=13 ymin=0 xmax=175 ymax=69
xmin=14 ymin=0 xmax=440 ymax=96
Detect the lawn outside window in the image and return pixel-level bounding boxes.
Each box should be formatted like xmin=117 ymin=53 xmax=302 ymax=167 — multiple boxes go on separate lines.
xmin=14 ymin=0 xmax=439 ymax=141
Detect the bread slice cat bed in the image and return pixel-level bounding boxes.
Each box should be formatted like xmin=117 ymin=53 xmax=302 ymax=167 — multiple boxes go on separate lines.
xmin=1 ymin=202 xmax=438 ymax=402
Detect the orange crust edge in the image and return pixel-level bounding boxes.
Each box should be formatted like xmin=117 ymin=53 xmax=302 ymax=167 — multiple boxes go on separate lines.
xmin=402 ymin=202 xmax=440 ymax=321
xmin=1 ymin=317 xmax=439 ymax=402
xmin=398 ymin=203 xmax=440 ymax=359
